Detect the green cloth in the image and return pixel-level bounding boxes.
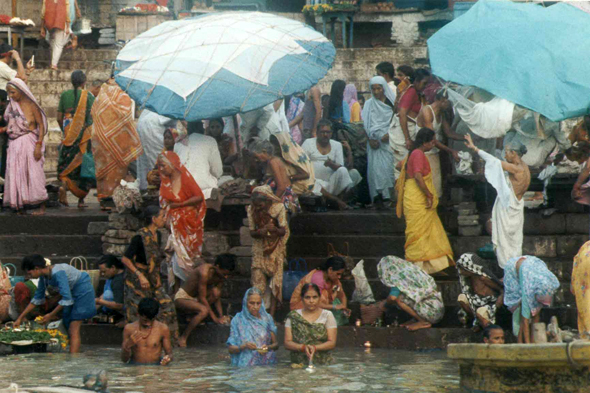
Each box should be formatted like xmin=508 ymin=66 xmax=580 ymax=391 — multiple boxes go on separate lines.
xmin=331 ymin=298 xmax=349 ymax=327
xmin=286 ymin=310 xmax=333 ymax=366
xmin=58 ymin=89 xmax=95 ymax=126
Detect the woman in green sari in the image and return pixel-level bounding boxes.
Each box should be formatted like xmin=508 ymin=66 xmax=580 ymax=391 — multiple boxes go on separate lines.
xmin=285 ymin=283 xmax=337 ymax=366
xmin=57 ymin=70 xmax=95 ymax=208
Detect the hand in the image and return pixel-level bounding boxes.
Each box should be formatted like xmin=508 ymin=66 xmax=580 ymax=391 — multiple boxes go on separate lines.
xmin=160 ymin=355 xmax=172 ymax=366
xmin=76 ymin=8 xmax=82 ymax=19
xmin=41 ymin=313 xmax=54 ymax=325
xmin=124 ymin=330 xmax=143 ymax=350
xmin=14 ymin=317 xmax=23 ymax=327
xmin=10 ymin=50 xmax=20 ymax=61
xmin=464 ymin=134 xmax=476 ymax=151
xmin=26 ymin=58 xmax=35 ymax=71
xmin=425 ymin=194 xmax=434 ymax=209
xmin=405 ymin=139 xmax=413 ymax=150
xmin=95 ymin=298 xmax=102 ymax=306
xmin=324 ymin=158 xmax=333 ymax=167
xmin=220 ymin=315 xmax=231 ymax=325
xmin=369 ymin=139 xmax=380 ymax=150
xmin=451 ymin=150 xmax=460 ymax=163
xmin=137 ymin=273 xmax=150 ymax=290
xmin=381 ymin=134 xmax=389 ymax=144
xmin=34 ymin=144 xmax=42 ymax=161
xmin=573 ymin=184 xmax=583 ymax=200
xmin=334 ymin=304 xmax=346 ymax=311
xmin=169 ymin=202 xmax=182 ymax=209
xmin=305 ymin=344 xmax=316 ymax=359
xmin=40 ymin=29 xmax=46 ymax=39
xmin=342 ymin=308 xmax=352 ymax=317
xmin=242 ymin=342 xmax=257 ymax=351
xmin=341 ymin=141 xmax=351 ymax=151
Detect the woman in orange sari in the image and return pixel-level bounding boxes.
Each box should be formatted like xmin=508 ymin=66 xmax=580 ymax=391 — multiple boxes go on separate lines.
xmin=157 ymin=151 xmax=206 ymax=288
xmin=57 ymin=70 xmax=95 ymax=208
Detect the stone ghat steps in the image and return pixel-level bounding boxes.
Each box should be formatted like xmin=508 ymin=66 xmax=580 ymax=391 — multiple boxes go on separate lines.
xmin=23 ymin=49 xmax=120 ymax=64
xmin=0 ymin=234 xmax=102 ymax=256
xmin=0 ymin=210 xmax=108 ymax=235
xmin=2 ymin=256 xmax=101 ymax=272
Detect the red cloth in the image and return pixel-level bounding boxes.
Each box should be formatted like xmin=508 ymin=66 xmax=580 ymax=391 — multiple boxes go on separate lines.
xmin=43 ymin=0 xmax=68 ymax=31
xmin=406 ymin=149 xmax=431 ymax=178
xmin=159 ymin=151 xmax=207 ymax=259
xmin=399 ymin=86 xmax=422 ymax=114
xmin=14 ymin=282 xmax=31 ymax=309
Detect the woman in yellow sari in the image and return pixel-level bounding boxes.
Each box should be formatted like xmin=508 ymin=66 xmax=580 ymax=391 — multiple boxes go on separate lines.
xmin=573 ymin=241 xmax=590 ymax=337
xmin=269 ymin=132 xmax=315 ymax=196
xmin=57 ymin=70 xmax=95 ymax=208
xmin=395 ymin=128 xmax=453 ymax=274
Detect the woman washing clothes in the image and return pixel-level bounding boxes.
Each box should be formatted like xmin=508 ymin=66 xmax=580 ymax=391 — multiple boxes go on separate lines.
xmin=227 ymin=288 xmax=278 ymax=366
xmin=285 ymin=283 xmax=338 ymax=366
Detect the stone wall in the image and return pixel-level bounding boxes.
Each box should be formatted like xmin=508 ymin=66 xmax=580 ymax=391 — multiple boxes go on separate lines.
xmin=0 ymin=1 xmax=12 ymax=16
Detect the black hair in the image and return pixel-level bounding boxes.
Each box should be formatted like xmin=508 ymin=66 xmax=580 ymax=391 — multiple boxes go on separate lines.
xmin=98 ymin=255 xmax=124 ymax=270
xmin=376 ymin=62 xmax=395 ymax=80
xmin=301 ymin=283 xmax=321 ymax=298
xmin=317 ymin=119 xmax=333 ymax=132
xmin=215 ymin=253 xmax=237 ymax=271
xmin=483 ymin=324 xmax=503 ymax=339
xmin=413 ymin=68 xmax=431 ymax=84
xmin=397 ymin=65 xmax=415 ymax=83
xmin=357 ymin=93 xmax=365 ymax=103
xmin=138 ymin=298 xmax=160 ymax=320
xmin=328 ymin=80 xmax=347 ymax=120
xmin=71 ymin=70 xmax=87 ymax=89
xmin=320 ymin=256 xmax=346 ymax=272
xmin=435 ymin=88 xmax=448 ymax=102
xmin=142 ymin=205 xmax=161 ymax=226
xmin=405 ymin=128 xmax=435 ymax=170
xmin=187 ymin=121 xmax=205 ymax=135
xmin=0 ymin=90 xmax=7 ymax=102
xmin=21 ymin=254 xmax=46 ymax=272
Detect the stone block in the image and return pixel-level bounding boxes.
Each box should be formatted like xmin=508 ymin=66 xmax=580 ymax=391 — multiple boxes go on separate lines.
xmin=235 ymin=257 xmax=252 ymax=277
xmin=228 ymin=246 xmax=252 ymax=257
xmin=243 ymin=218 xmax=249 ymax=227
xmin=557 ymin=235 xmax=587 ymax=257
xmin=108 ymin=221 xmax=127 ymax=230
xmin=523 ymin=237 xmax=556 ymax=258
xmin=202 ymin=232 xmax=230 ymax=257
xmin=458 ymin=225 xmax=481 ymax=237
xmin=566 ymin=214 xmax=589 ymax=234
xmin=239 ymin=226 xmax=253 ymax=246
xmin=457 ymin=209 xmax=477 ymax=216
xmin=458 ymin=218 xmax=479 ymax=226
xmin=101 ymin=236 xmax=130 ymax=245
xmin=102 ymin=243 xmax=126 ymax=256
xmin=87 ymin=222 xmax=110 ymax=235
xmin=458 ymin=202 xmax=476 ymax=210
xmin=103 ymin=229 xmax=136 ymax=240
xmin=109 ymin=213 xmax=142 ymax=230
xmin=523 ymin=214 xmax=565 ymax=235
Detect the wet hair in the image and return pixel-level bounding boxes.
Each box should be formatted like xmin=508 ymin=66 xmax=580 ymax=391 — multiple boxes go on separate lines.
xmin=215 ymin=253 xmax=237 ymax=271
xmin=187 ymin=121 xmax=204 ymax=135
xmin=320 ymin=256 xmax=346 ymax=272
xmin=483 ymin=324 xmax=503 ymax=339
xmin=507 ymin=142 xmax=528 ymax=157
xmin=142 ymin=205 xmax=161 ymax=226
xmin=301 ymin=283 xmax=321 ymax=298
xmin=317 ymin=118 xmax=333 ymax=132
xmin=405 ymin=128 xmax=435 ymax=169
xmin=248 ymin=137 xmax=274 ymax=156
xmin=397 ymin=65 xmax=415 ymax=82
xmin=71 ymin=70 xmax=87 ymax=88
xmin=328 ymin=80 xmax=346 ymax=119
xmin=413 ymin=68 xmax=431 ymax=84
xmin=138 ymin=298 xmax=160 ymax=320
xmin=376 ymin=61 xmax=395 ymax=80
xmin=98 ymin=255 xmax=124 ymax=270
xmin=21 ymin=254 xmax=47 ymax=272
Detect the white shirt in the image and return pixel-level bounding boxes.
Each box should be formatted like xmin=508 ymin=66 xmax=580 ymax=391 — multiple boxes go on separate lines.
xmin=285 ymin=309 xmax=337 ymax=329
xmin=174 ymin=133 xmax=223 ymax=199
xmin=302 ymin=138 xmax=345 ymax=182
xmin=0 ymin=62 xmax=17 ymax=91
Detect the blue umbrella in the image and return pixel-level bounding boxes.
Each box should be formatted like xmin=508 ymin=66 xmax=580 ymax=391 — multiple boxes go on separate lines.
xmin=428 ymin=0 xmax=590 ymax=122
xmin=114 ymin=12 xmax=336 ymax=121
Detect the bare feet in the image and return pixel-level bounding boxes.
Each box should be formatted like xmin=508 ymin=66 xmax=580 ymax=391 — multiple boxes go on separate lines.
xmin=406 ymin=321 xmax=432 ymax=332
xmin=31 ymin=205 xmax=46 ymax=216
xmin=178 ymin=336 xmax=187 ymax=348
xmin=50 ymin=65 xmax=58 ymax=71
xmin=58 ymin=187 xmax=69 ymax=206
xmin=78 ymin=199 xmax=88 ymax=209
xmin=400 ymin=319 xmax=417 ymax=327
xmin=337 ymin=200 xmax=351 ymax=211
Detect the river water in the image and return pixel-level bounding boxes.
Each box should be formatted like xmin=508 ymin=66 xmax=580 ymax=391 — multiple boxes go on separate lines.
xmin=0 ymin=346 xmax=459 ymax=392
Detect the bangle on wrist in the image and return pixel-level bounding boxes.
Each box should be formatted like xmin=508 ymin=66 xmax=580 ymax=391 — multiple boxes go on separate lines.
xmin=301 ymin=344 xmax=306 ymax=352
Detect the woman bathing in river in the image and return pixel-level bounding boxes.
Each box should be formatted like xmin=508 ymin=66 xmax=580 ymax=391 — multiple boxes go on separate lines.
xmin=227 ymin=288 xmax=278 ymax=367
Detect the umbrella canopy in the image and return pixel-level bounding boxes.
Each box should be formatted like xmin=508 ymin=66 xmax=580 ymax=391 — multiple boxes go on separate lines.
xmin=428 ymin=0 xmax=590 ymax=122
xmin=115 ymin=12 xmax=336 ymax=121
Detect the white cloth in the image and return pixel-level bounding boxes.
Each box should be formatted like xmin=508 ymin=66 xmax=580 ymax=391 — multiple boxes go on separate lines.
xmin=302 ymin=138 xmax=360 ymax=196
xmin=136 ymin=109 xmax=177 ymax=190
xmin=174 ymin=133 xmax=223 ymax=199
xmin=239 ymin=104 xmax=283 ymax=143
xmin=0 ymin=62 xmax=17 ymax=91
xmin=48 ymin=29 xmax=70 ymax=68
xmin=389 ymin=114 xmax=417 ymax=180
xmin=479 ymin=150 xmax=524 ymax=269
xmin=424 ymin=105 xmax=442 ymax=155
xmin=284 ymin=309 xmax=337 ymax=329
xmin=363 ymin=76 xmax=396 ymax=201
xmin=453 ymin=95 xmax=515 ymax=139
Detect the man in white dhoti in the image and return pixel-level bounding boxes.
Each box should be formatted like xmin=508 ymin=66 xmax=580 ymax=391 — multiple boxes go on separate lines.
xmin=302 ymin=119 xmax=361 ymax=210
xmin=136 ymin=109 xmax=177 ymax=191
xmin=174 ymin=121 xmax=223 ymax=200
xmin=465 ymin=134 xmax=530 ymax=269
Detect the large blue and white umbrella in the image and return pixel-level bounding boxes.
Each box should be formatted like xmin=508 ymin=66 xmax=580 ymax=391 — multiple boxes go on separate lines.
xmin=115 ymin=12 xmax=336 ymax=121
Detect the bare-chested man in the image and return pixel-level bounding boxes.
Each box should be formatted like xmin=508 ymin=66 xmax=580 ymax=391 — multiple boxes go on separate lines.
xmin=122 ymin=298 xmax=172 ymax=365
xmin=465 ymin=134 xmax=530 ymax=268
xmin=175 ymin=253 xmax=236 ymax=347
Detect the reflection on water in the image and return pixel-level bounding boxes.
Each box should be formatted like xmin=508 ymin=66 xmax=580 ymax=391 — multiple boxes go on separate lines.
xmin=0 ymin=346 xmax=459 ymax=392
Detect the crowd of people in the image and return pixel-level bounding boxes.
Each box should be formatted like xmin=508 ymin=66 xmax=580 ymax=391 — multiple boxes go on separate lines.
xmin=1 ymin=41 xmax=590 ymax=369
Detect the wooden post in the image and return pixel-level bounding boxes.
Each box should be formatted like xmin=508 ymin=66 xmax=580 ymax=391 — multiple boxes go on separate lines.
xmin=12 ymin=0 xmax=17 ymax=50
xmin=12 ymin=0 xmax=17 ymax=17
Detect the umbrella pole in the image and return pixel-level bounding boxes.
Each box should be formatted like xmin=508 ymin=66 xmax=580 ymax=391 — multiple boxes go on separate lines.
xmin=233 ymin=115 xmax=241 ymax=159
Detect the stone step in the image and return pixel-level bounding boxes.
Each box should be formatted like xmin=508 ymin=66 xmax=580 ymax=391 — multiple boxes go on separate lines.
xmin=0 ymin=210 xmax=108 ymax=235
xmin=29 ymin=67 xmax=112 ymax=83
xmin=23 ymin=48 xmax=120 ymax=63
xmin=0 ymin=234 xmax=102 ymax=256
xmin=2 ymin=256 xmax=102 ymax=274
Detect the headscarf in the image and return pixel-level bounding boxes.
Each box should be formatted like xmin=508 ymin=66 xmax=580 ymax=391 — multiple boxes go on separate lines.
xmin=377 ymin=255 xmax=439 ymax=305
xmin=362 ymin=76 xmax=396 ymax=138
xmin=5 ymin=78 xmax=48 ymax=140
xmin=158 ymin=150 xmax=203 ymax=204
xmin=270 ymin=132 xmax=315 ymax=194
xmin=226 ymin=288 xmax=278 ymax=367
xmin=343 ymin=84 xmax=358 ymax=109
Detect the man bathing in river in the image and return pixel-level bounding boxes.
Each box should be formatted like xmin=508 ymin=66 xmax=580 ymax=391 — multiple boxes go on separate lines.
xmin=175 ymin=254 xmax=236 ymax=347
xmin=122 ymin=298 xmax=172 ymax=365
xmin=483 ymin=324 xmax=505 ymax=344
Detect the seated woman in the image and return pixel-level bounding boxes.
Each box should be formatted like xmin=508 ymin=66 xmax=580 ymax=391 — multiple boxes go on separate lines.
xmin=15 ymin=254 xmax=96 ymax=353
xmin=456 ymin=253 xmax=503 ymax=331
xmin=249 ymin=137 xmax=301 ymax=215
xmin=290 ymin=256 xmax=350 ymax=326
xmin=269 ymin=132 xmax=315 ymax=196
xmin=206 ymin=118 xmax=238 ymax=169
xmin=227 ymin=288 xmax=278 ymax=366
xmin=504 ymin=256 xmax=559 ymax=344
xmin=285 ymin=283 xmax=337 ymax=366
xmin=378 ymin=255 xmax=444 ymax=331
xmin=147 ymin=127 xmax=185 ymax=188
xmin=95 ymin=255 xmax=125 ymax=321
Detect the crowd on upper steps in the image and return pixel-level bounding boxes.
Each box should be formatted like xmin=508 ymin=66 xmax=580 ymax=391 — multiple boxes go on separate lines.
xmin=1 ymin=10 xmax=590 ymax=366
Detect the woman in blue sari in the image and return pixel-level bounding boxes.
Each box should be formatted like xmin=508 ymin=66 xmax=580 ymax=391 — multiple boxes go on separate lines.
xmin=227 ymin=288 xmax=278 ymax=366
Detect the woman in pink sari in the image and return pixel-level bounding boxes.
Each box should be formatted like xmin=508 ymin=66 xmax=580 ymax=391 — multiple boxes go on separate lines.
xmin=1 ymin=78 xmax=48 ymax=214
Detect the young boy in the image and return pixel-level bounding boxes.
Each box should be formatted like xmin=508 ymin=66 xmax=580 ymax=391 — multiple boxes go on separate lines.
xmin=122 ymin=298 xmax=173 ymax=365
xmin=483 ymin=324 xmax=505 ymax=345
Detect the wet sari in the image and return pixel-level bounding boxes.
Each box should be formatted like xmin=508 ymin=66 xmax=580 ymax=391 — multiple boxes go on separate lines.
xmin=573 ymin=241 xmax=590 ymax=337
xmin=286 ymin=310 xmax=334 ymax=365
xmin=226 ymin=288 xmax=278 ymax=367
xmin=57 ymin=88 xmax=95 ymax=199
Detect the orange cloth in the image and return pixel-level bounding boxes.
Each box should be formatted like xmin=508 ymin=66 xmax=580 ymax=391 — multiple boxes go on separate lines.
xmin=91 ymin=83 xmax=143 ymax=199
xmin=42 ymin=0 xmax=70 ymax=31
xmin=159 ymin=151 xmax=207 ymax=267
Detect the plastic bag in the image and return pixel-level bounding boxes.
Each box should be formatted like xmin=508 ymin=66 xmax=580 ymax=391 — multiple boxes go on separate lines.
xmin=351 ymin=260 xmax=375 ymax=304
xmin=282 ymin=259 xmax=307 ymax=301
